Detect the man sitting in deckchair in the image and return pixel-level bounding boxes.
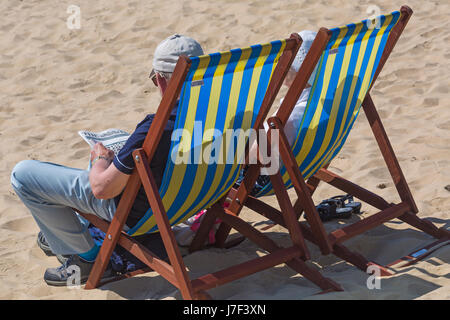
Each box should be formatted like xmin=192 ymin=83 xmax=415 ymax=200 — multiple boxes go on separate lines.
xmin=10 ymin=34 xmax=204 ymax=286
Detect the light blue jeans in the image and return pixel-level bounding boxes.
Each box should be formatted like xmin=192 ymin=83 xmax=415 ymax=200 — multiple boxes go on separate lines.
xmin=10 ymin=160 xmax=117 ymax=255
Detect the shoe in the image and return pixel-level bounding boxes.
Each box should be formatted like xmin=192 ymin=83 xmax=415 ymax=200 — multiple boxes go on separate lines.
xmin=37 ymin=232 xmax=71 ymax=264
xmin=44 ymin=254 xmax=116 ymax=287
xmin=316 ymin=200 xmax=353 ymax=222
xmin=330 ymin=194 xmax=362 ymax=214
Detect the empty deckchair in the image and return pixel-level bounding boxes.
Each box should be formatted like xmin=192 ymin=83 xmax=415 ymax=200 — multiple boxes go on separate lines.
xmin=76 ymin=34 xmax=342 ymax=299
xmin=193 ymin=6 xmax=449 ymax=280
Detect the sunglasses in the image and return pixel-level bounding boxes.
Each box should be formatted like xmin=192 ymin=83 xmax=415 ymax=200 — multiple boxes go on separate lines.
xmin=149 ymin=69 xmax=158 ymax=86
xmin=149 ymin=69 xmax=171 ymax=86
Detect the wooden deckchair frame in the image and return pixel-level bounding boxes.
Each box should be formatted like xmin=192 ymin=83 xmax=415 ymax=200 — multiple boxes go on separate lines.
xmin=192 ymin=5 xmax=449 ymax=283
xmin=74 ymin=33 xmax=344 ymax=299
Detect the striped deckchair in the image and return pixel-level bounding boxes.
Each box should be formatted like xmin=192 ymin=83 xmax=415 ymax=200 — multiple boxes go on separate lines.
xmin=76 ymin=34 xmax=343 ymax=299
xmin=194 ymin=6 xmax=449 ymax=281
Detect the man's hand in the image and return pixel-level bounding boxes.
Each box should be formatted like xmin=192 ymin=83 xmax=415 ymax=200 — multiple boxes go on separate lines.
xmin=89 ymin=142 xmax=129 ymax=199
xmin=90 ymin=142 xmax=114 ymax=166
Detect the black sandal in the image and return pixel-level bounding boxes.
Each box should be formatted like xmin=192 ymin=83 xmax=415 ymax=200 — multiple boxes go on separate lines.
xmin=330 ymin=194 xmax=362 ymax=214
xmin=316 ymin=200 xmax=353 ymax=222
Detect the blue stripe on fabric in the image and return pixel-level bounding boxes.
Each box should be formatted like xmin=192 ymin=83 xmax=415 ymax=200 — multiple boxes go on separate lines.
xmin=155 ymin=53 xmax=223 ymax=232
xmin=370 ymin=12 xmax=400 ymax=81
xmin=256 ymin=30 xmax=340 ymax=196
xmin=315 ymin=16 xmax=387 ymax=174
xmin=298 ymin=25 xmax=365 ymax=180
xmin=160 ymin=58 xmax=200 ymax=195
xmin=251 ymin=41 xmax=282 ymax=125
xmin=298 ymin=27 xmax=354 ymax=179
xmin=194 ymin=42 xmax=283 ymax=211
xmin=301 ymin=23 xmax=367 ymax=179
xmin=326 ymin=13 xmax=399 ymax=164
xmin=210 ymin=42 xmax=284 ymax=202
xmin=222 ymin=44 xmax=286 ymax=198
xmin=255 ymin=12 xmax=400 ymax=198
xmin=179 ymin=42 xmax=282 ymax=221
xmin=194 ymin=48 xmax=246 ymax=207
xmin=234 ymin=44 xmax=263 ymax=135
xmin=302 ymin=24 xmax=357 ymax=180
xmin=169 ymin=51 xmax=241 ymax=227
xmin=208 ymin=45 xmax=263 ymax=199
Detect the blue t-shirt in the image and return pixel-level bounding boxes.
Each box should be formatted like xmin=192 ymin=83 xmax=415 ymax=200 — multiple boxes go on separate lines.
xmin=113 ymin=105 xmax=177 ymax=228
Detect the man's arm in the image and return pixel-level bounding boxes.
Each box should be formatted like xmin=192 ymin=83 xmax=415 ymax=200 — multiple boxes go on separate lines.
xmin=89 ymin=143 xmax=130 ymax=199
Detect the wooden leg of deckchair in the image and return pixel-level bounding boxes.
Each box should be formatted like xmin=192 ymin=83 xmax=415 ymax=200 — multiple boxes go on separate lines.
xmin=215 ymin=163 xmax=262 ymax=248
xmin=399 ymin=211 xmax=450 ymax=239
xmin=215 ymin=215 xmax=237 ymax=249
xmin=314 ymin=168 xmax=448 ymax=241
xmin=189 ymin=203 xmax=223 ymax=253
xmin=363 ymin=94 xmax=418 ymax=214
xmin=216 ymin=208 xmax=342 ymax=292
xmin=261 ymin=167 xmax=325 ymax=232
xmin=292 ymin=163 xmax=329 ymax=218
xmin=363 ymin=94 xmax=448 ymax=240
xmin=134 ymin=149 xmax=196 ymax=300
xmin=269 ymin=172 xmax=310 ymax=260
xmin=84 ymin=223 xmax=117 ymax=290
xmin=214 ymin=34 xmax=302 ymax=248
xmin=243 ymin=196 xmax=393 ymax=276
xmin=333 ymin=242 xmax=393 ymax=276
xmin=84 ymin=171 xmax=142 ymax=290
xmin=190 ymin=199 xmax=246 ymax=253
xmin=314 ymin=168 xmax=391 ymax=211
xmin=268 ymin=117 xmax=332 ymax=255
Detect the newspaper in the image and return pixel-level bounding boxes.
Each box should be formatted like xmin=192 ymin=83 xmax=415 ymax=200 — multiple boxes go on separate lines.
xmin=78 ymin=128 xmax=130 ymax=156
xmin=79 ymin=127 xmax=210 ymax=246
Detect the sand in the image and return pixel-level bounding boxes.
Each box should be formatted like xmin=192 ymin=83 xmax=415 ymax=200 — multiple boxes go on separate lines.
xmin=0 ymin=0 xmax=448 ymax=300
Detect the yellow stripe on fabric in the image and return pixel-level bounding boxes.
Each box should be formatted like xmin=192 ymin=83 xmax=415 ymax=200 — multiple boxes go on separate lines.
xmin=244 ymin=44 xmax=274 ymax=130
xmin=283 ymin=27 xmax=347 ymax=182
xmin=310 ymin=14 xmax=394 ymax=176
xmin=195 ymin=48 xmax=256 ymax=204
xmin=213 ymin=41 xmax=286 ymax=200
xmin=299 ymin=28 xmax=373 ymax=180
xmin=134 ymin=56 xmax=211 ymax=235
xmin=261 ymin=15 xmax=396 ymax=195
xmin=356 ymin=14 xmax=394 ymax=102
xmin=168 ymin=52 xmax=232 ymax=225
xmin=266 ymin=40 xmax=287 ymax=98
xmin=180 ymin=43 xmax=276 ymax=221
xmin=290 ymin=48 xmax=326 ymax=151
xmin=300 ymin=24 xmax=362 ymax=176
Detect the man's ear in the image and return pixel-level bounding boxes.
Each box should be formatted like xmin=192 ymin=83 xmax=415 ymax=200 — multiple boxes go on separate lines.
xmin=156 ymin=73 xmax=168 ymax=96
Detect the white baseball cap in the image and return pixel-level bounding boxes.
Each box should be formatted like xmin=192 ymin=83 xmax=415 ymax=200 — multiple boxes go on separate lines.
xmin=150 ymin=34 xmax=204 ymax=78
xmin=292 ymin=30 xmax=318 ymax=86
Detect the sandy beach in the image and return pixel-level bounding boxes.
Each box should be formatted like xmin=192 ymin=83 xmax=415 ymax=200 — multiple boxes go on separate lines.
xmin=0 ymin=0 xmax=448 ymax=300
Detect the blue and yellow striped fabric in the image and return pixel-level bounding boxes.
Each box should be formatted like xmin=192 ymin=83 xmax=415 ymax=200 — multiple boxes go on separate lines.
xmin=255 ymin=11 xmax=401 ymax=197
xmin=128 ymin=40 xmax=287 ymax=236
